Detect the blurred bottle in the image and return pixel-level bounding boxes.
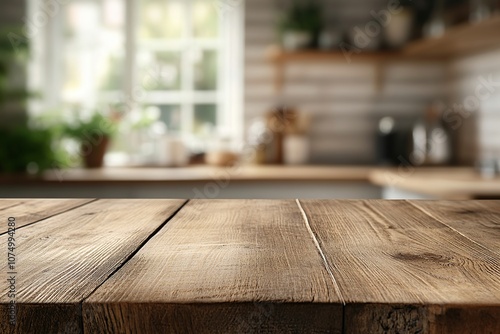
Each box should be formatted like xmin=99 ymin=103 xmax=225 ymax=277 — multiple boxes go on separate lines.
xmin=266 ymin=106 xmax=294 ymax=164
xmin=470 ymin=0 xmax=493 ymax=22
xmin=426 ymin=102 xmax=451 ymax=165
xmin=247 ymin=118 xmax=268 ymax=165
xmin=424 ymin=0 xmax=447 ymax=37
xmin=376 ymin=117 xmax=397 ymax=165
xmin=410 ymin=101 xmax=451 ymax=166
xmin=283 ymin=108 xmax=310 ymax=165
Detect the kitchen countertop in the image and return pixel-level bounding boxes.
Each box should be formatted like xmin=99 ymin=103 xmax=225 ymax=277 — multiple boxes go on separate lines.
xmin=0 ymin=165 xmax=377 ymax=184
xmin=2 ymin=165 xmax=499 ymax=199
xmin=1 ymin=199 xmax=499 ymax=333
xmin=370 ymin=168 xmax=500 ymax=199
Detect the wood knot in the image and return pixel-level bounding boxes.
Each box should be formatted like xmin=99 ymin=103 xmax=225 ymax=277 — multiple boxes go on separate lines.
xmin=392 ymin=252 xmax=453 ymax=265
xmin=455 ymin=209 xmax=478 ymax=215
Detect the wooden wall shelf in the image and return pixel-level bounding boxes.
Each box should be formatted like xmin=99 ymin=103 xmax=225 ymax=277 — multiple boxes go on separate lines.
xmin=404 ymin=14 xmax=500 ymax=58
xmin=266 ymin=48 xmax=440 ymax=92
xmin=267 ymin=49 xmax=406 ymax=63
xmin=266 ymin=48 xmax=443 ymax=92
xmin=268 ymin=14 xmax=500 ymax=92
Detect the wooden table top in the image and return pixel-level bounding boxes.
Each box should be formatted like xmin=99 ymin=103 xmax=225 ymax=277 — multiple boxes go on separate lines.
xmin=1 ymin=199 xmax=499 ymax=333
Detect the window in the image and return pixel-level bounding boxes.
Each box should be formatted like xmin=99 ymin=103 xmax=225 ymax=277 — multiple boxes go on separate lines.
xmin=29 ymin=0 xmax=243 ymax=141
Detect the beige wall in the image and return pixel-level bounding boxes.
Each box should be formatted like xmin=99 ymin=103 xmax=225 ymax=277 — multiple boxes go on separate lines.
xmin=0 ymin=1 xmax=25 ymax=25
xmin=4 ymin=0 xmax=497 ymax=166
xmin=449 ymin=48 xmax=500 ymax=165
xmin=244 ymin=0 xmax=448 ymax=164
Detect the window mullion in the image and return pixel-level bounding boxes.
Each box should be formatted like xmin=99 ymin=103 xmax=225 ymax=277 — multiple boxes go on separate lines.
xmin=47 ymin=4 xmax=64 ymax=109
xmin=125 ymin=0 xmax=138 ymax=112
xmin=182 ymin=0 xmax=194 ymax=134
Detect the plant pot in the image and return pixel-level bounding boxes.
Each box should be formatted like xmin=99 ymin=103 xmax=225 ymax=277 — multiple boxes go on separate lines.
xmin=81 ymin=136 xmax=110 ymax=168
xmin=384 ymin=8 xmax=414 ymax=49
xmin=282 ymin=31 xmax=312 ymax=50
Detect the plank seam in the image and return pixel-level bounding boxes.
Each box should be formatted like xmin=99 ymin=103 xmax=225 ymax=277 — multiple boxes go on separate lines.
xmin=80 ymin=199 xmax=190 ymax=305
xmin=0 ymin=198 xmax=98 ymax=236
xmin=295 ymin=199 xmax=346 ymax=305
xmin=405 ymin=200 xmax=500 ymax=257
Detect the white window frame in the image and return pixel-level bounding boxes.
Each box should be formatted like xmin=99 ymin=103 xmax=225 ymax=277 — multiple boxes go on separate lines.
xmin=29 ymin=0 xmax=243 ymax=141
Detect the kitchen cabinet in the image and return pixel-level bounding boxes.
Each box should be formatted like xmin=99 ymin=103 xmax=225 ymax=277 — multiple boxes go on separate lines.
xmin=2 ymin=199 xmax=499 ymax=333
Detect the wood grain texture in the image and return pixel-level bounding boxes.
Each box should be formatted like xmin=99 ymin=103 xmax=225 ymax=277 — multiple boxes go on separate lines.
xmin=0 ymin=199 xmax=93 ymax=234
xmin=345 ymin=304 xmax=500 ymax=334
xmin=84 ymin=200 xmax=343 ymax=333
xmin=0 ymin=200 xmax=24 ymax=211
xmin=300 ymin=200 xmax=500 ymax=333
xmin=0 ymin=304 xmax=82 ymax=334
xmin=1 ymin=199 xmax=499 ymax=333
xmin=0 ymin=199 xmax=186 ymax=334
xmin=409 ymin=200 xmax=500 ymax=257
xmin=85 ymin=303 xmax=342 ymax=334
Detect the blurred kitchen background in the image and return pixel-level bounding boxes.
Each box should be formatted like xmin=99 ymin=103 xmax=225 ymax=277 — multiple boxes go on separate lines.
xmin=1 ymin=0 xmax=500 ymax=199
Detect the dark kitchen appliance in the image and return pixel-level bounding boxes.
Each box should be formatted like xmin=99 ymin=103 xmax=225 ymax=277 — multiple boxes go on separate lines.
xmin=376 ymin=117 xmax=412 ymax=166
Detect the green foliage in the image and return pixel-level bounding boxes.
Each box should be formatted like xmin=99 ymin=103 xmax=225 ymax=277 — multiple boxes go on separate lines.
xmin=0 ymin=125 xmax=65 ymax=173
xmin=63 ymin=113 xmax=117 ymax=142
xmin=0 ymin=27 xmax=54 ymax=173
xmin=0 ymin=27 xmax=29 ymax=59
xmin=278 ymin=0 xmax=323 ymax=34
xmin=0 ymin=27 xmax=30 ymax=108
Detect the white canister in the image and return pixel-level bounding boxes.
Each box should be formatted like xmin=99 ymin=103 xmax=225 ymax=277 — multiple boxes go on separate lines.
xmin=284 ymin=135 xmax=309 ymax=165
xmin=160 ymin=136 xmax=190 ymax=167
xmin=384 ymin=8 xmax=414 ymax=49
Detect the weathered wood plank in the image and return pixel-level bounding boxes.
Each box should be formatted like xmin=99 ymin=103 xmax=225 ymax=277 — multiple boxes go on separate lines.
xmin=0 ymin=200 xmax=24 ymax=211
xmin=0 ymin=199 xmax=186 ymax=334
xmin=409 ymin=200 xmax=500 ymax=256
xmin=84 ymin=200 xmax=343 ymax=333
xmin=300 ymin=199 xmax=500 ymax=333
xmin=344 ymin=304 xmax=500 ymax=334
xmin=0 ymin=199 xmax=94 ymax=234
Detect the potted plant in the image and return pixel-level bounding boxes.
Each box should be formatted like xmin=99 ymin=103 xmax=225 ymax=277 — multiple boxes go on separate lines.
xmin=0 ymin=28 xmax=66 ymax=174
xmin=64 ymin=113 xmax=117 ymax=168
xmin=277 ymin=0 xmax=323 ymax=50
xmin=0 ymin=125 xmax=66 ymax=174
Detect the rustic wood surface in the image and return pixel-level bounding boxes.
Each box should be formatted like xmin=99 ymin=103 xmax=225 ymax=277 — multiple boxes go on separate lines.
xmin=84 ymin=200 xmax=343 ymax=333
xmin=1 ymin=199 xmax=499 ymax=333
xmin=0 ymin=200 xmax=24 ymax=211
xmin=0 ymin=199 xmax=186 ymax=334
xmin=410 ymin=200 xmax=500 ymax=256
xmin=299 ymin=199 xmax=500 ymax=333
xmin=0 ymin=199 xmax=93 ymax=234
